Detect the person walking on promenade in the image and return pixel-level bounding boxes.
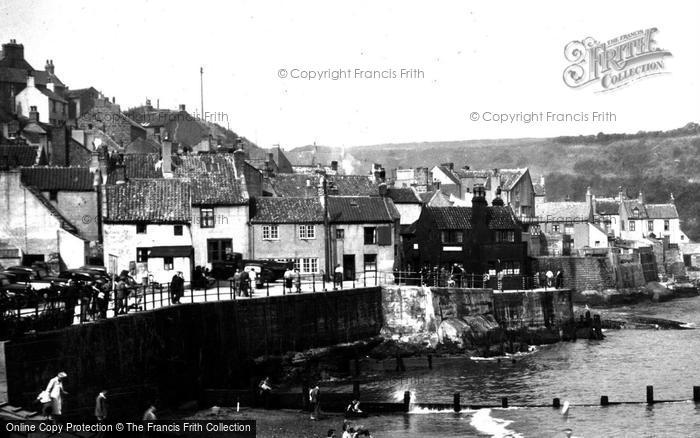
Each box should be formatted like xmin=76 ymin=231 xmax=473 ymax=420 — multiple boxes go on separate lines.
xmin=334 ymin=264 xmax=343 ymax=290
xmin=79 ymin=281 xmax=92 ymax=322
xmin=63 ymin=280 xmax=78 ymax=324
xmin=43 ymin=371 xmax=68 ymax=422
xmin=97 ymin=280 xmax=110 ymax=319
xmin=233 ymin=269 xmax=242 ymax=296
xmin=240 ymin=269 xmax=249 ymax=297
xmin=309 ymin=385 xmax=321 ymax=420
xmin=556 ymin=270 xmax=563 ymax=288
xmin=497 ymin=269 xmax=505 ymax=292
xmin=284 ymin=267 xmax=294 ymax=294
xmin=546 ymin=270 xmax=554 ymax=288
xmin=115 ymin=277 xmax=124 ymax=314
xmin=294 ymin=268 xmax=302 ymax=293
xmin=170 ymin=271 xmax=184 ymax=304
xmin=95 ymin=389 xmax=108 ymax=421
xmin=247 ymin=269 xmax=257 ymax=296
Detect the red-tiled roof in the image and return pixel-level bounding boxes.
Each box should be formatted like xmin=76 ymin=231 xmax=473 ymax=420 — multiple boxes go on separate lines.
xmin=422 ymin=206 xmax=519 ymax=230
xmin=105 ymin=179 xmax=191 ymax=223
xmin=250 ymin=197 xmax=324 ymax=223
xmin=327 ymin=196 xmax=399 ymax=223
xmin=536 ymin=202 xmax=591 ymax=221
xmin=20 ymin=166 xmax=93 ymax=191
xmin=270 ymin=173 xmax=379 ymax=197
xmin=106 ymin=154 xmax=162 ymax=184
xmin=173 ymin=154 xmax=247 ymax=205
xmin=125 ymin=137 xmax=161 ymax=154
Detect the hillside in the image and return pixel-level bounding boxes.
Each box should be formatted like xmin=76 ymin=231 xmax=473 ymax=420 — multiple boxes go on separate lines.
xmin=286 ymin=123 xmax=700 ymax=241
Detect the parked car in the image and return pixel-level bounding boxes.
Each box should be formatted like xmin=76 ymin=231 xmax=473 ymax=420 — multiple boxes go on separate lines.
xmin=58 ymin=269 xmax=108 ymax=285
xmin=4 ymin=266 xmax=65 ymax=289
xmin=0 ymin=272 xmax=40 ymax=308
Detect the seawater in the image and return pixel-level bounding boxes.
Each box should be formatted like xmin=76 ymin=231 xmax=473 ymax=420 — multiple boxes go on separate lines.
xmin=331 ymin=296 xmax=700 ymax=437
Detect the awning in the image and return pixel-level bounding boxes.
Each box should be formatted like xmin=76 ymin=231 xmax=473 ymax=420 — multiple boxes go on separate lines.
xmin=148 ymin=246 xmax=193 ymax=258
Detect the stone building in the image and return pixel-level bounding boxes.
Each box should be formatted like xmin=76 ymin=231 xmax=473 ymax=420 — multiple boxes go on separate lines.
xmin=20 ymin=166 xmax=98 ymax=240
xmin=619 ymin=192 xmax=687 ymax=245
xmin=103 ymin=178 xmax=193 ymax=283
xmin=249 ymin=197 xmax=326 ymax=274
xmin=328 ymin=196 xmax=400 ymax=280
xmin=407 ymin=185 xmax=527 ymax=279
xmin=0 ymin=169 xmax=86 ymax=269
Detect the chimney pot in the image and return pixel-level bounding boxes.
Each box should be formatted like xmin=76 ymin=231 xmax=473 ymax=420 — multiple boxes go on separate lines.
xmin=179 ymin=104 xmax=186 ymax=112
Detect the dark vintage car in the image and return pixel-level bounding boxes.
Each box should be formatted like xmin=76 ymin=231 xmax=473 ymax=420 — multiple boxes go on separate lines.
xmin=4 ymin=266 xmax=66 ymax=289
xmin=59 ymin=269 xmax=108 ymax=284
xmin=0 ymin=272 xmax=41 ymax=308
xmin=238 ymin=260 xmax=290 ymax=288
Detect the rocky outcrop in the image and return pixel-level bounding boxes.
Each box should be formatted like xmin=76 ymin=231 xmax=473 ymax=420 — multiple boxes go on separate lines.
xmin=437 ymin=315 xmax=500 ymax=347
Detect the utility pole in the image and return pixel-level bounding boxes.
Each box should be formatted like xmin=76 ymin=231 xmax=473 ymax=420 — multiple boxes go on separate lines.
xmin=200 ymin=66 xmax=204 ymax=120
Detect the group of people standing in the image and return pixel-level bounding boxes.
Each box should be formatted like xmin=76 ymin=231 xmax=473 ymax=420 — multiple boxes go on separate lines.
xmin=230 ymin=268 xmax=256 ymax=296
xmin=534 ymin=270 xmax=564 ymax=289
xmin=61 ymin=275 xmax=133 ymax=323
xmin=283 ymin=267 xmax=303 ymax=293
xmin=39 ymin=371 xmax=158 ymax=427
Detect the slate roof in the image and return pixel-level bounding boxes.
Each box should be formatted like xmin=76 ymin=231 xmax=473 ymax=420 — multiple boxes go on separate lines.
xmin=0 ymin=145 xmax=39 ymax=167
xmin=105 ymin=178 xmax=191 ymax=223
xmin=250 ymin=197 xmax=324 ymax=223
xmin=327 ymin=196 xmax=400 ymax=223
xmin=386 ymin=187 xmax=421 ymax=204
xmin=536 ymin=202 xmax=591 ymax=222
xmin=38 ymin=86 xmax=67 ymax=103
xmin=623 ymin=200 xmax=679 ymax=219
xmin=172 ymin=153 xmax=248 ymax=205
xmin=645 ymin=204 xmax=679 ymax=219
xmin=422 ymin=206 xmax=518 ymax=230
xmin=20 ymin=166 xmax=93 ymax=191
xmin=595 ymin=200 xmax=620 ymax=216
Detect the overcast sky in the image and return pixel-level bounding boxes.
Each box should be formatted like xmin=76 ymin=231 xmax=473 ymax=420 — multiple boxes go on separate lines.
xmin=2 ymin=0 xmax=698 ymax=148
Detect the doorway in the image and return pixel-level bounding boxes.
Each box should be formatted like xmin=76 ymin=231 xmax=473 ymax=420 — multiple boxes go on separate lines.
xmin=343 ymin=254 xmax=355 ymax=280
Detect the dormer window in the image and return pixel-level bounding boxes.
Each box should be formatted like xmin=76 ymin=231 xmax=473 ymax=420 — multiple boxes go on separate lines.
xmin=633 ymin=207 xmax=640 ymax=218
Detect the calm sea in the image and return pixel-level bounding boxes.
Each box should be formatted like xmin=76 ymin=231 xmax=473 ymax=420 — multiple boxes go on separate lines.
xmin=328 ymin=296 xmax=700 ymax=437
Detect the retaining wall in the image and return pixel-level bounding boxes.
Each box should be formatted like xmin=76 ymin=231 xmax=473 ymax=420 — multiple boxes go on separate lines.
xmin=2 ymin=288 xmax=382 ymax=418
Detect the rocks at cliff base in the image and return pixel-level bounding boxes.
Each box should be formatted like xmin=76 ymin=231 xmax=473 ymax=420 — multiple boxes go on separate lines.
xmin=437 ymin=315 xmax=500 ymax=347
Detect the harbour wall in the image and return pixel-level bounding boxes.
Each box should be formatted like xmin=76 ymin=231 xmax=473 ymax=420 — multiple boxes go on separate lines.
xmin=381 ymin=286 xmax=574 ymax=340
xmin=2 ymin=288 xmax=383 ymax=418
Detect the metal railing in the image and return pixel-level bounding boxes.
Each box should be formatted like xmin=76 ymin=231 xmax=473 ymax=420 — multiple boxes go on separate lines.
xmin=1 ymin=271 xmax=562 ymax=337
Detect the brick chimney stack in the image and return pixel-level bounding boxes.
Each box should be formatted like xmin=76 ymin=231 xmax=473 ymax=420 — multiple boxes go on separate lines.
xmin=26 ymin=70 xmax=35 ymax=88
xmin=1 ymin=40 xmax=25 ymax=66
xmin=45 ymin=59 xmax=55 ymax=75
xmin=28 ymin=106 xmax=39 ymax=122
